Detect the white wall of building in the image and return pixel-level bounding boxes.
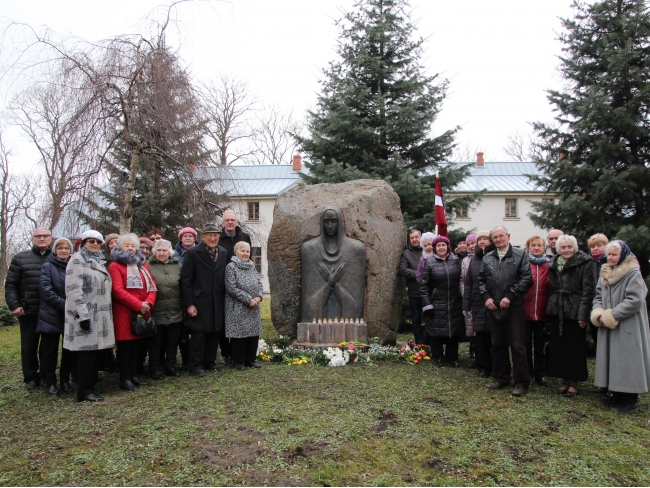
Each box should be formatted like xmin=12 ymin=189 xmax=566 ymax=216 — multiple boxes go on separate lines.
xmin=450 ymin=193 xmax=552 ymax=247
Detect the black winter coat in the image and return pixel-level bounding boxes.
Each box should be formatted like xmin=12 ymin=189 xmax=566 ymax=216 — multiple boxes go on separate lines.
xmin=546 ymin=251 xmax=597 ymax=327
xmin=36 ymin=255 xmax=68 ymax=334
xmin=420 ymin=253 xmax=464 ymax=338
xmin=399 ymin=246 xmax=423 ymax=297
xmin=462 ymin=246 xmax=490 ymax=333
xmin=180 ymin=243 xmax=227 ymax=333
xmin=479 ymin=244 xmax=532 ymax=311
xmin=5 ymin=245 xmax=52 ymax=315
xmin=219 ymin=226 xmax=252 ymax=263
xmin=172 ymin=241 xmax=196 ymax=265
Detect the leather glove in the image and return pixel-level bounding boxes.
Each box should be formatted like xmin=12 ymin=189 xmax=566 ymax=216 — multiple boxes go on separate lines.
xmin=80 ymin=319 xmax=90 ymax=331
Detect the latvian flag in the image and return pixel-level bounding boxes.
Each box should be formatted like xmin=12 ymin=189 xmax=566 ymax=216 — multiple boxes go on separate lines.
xmin=435 ymin=174 xmax=448 ymax=238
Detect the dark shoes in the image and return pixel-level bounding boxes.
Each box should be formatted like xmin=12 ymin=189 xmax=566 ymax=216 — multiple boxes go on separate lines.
xmin=468 ymin=359 xmax=478 ymax=369
xmin=79 ymin=393 xmax=104 ymax=402
xmin=594 ymin=386 xmax=608 ymax=394
xmin=478 ymin=369 xmax=491 ymax=378
xmin=233 ymin=363 xmax=246 ymax=371
xmin=436 ymin=357 xmax=444 ymax=367
xmin=165 ymin=368 xmax=181 ymax=377
xmin=131 ymin=376 xmax=148 ymax=386
xmin=535 ymin=376 xmax=548 ymax=387
xmin=151 ymin=371 xmax=165 ymax=380
xmin=46 ymin=384 xmax=59 ymax=396
xmin=60 ymin=382 xmax=74 ymax=394
xmin=245 ymin=362 xmax=262 ymax=369
xmin=206 ymin=364 xmax=226 ymax=372
xmin=25 ymin=380 xmax=39 ymax=391
xmin=555 ymin=386 xmax=570 ymax=395
xmin=512 ymin=386 xmax=527 ymax=397
xmin=565 ymin=387 xmax=579 ymax=398
xmin=190 ymin=369 xmax=206 ymax=377
xmin=612 ymin=403 xmax=638 ymax=414
xmin=120 ymin=380 xmax=138 ymax=391
xmin=448 ymin=361 xmax=459 ymax=368
xmin=599 ymin=396 xmax=622 ymax=407
xmin=487 ymin=382 xmax=509 ymax=390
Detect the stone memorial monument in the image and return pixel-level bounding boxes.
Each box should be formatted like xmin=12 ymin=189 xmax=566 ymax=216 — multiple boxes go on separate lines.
xmin=268 ymin=179 xmax=406 ymax=344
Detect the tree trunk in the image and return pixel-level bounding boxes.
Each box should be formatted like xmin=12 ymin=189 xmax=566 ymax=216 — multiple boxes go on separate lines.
xmin=120 ymin=146 xmax=141 ymax=233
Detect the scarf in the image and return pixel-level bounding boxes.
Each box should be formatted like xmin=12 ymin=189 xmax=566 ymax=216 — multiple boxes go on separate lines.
xmin=497 ymin=247 xmax=508 ymax=260
xmin=615 ymin=241 xmax=632 ymax=263
xmin=111 ymin=248 xmax=157 ymax=292
xmin=528 ymin=252 xmax=548 ymax=265
xmin=81 ymin=247 xmax=103 ymax=262
xmin=556 ymin=255 xmax=567 ymax=271
xmin=591 ymin=252 xmax=604 ymax=261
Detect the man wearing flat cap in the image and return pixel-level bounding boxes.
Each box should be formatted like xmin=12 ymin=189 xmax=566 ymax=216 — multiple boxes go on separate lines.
xmin=180 ymin=222 xmax=228 ymax=376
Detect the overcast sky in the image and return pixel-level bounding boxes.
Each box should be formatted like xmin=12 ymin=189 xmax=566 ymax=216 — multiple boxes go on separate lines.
xmin=1 ymin=0 xmax=576 ymax=167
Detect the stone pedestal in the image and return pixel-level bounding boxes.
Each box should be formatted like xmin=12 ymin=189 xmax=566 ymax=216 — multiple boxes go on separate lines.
xmin=294 ymin=321 xmax=368 ymax=348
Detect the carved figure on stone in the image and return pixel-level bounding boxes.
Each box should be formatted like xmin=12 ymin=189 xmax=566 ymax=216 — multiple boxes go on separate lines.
xmin=301 ymin=206 xmax=366 ymax=321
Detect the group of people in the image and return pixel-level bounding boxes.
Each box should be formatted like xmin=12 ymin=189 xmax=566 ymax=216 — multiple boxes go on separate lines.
xmin=401 ymin=226 xmax=650 ymax=413
xmin=5 ymin=211 xmax=264 ymax=402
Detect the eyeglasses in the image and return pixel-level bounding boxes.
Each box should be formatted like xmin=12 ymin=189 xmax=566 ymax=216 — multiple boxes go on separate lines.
xmin=57 ymin=247 xmax=71 ymax=251
xmin=85 ymin=239 xmax=102 ymax=244
xmin=33 ymin=234 xmax=51 ymax=239
xmin=150 ymin=237 xmax=162 ymax=241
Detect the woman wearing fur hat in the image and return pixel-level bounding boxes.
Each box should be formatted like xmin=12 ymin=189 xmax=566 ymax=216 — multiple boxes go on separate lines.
xmin=108 ymin=234 xmax=157 ymax=391
xmin=546 ymin=235 xmax=597 ymax=397
xmin=36 ymin=237 xmax=74 ymax=396
xmin=420 ymin=235 xmax=464 ymax=367
xmin=63 ymin=230 xmax=114 ymax=402
xmin=462 ymin=230 xmax=494 ymax=377
xmin=591 ymin=240 xmax=650 ymax=414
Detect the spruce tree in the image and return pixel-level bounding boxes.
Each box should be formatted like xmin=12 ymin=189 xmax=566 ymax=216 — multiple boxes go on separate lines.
xmin=296 ymin=0 xmax=477 ymax=229
xmin=530 ymin=0 xmax=650 ymax=276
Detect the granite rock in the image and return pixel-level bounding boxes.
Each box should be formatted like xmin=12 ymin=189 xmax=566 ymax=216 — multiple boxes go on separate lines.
xmin=267 ymin=179 xmax=406 ymax=343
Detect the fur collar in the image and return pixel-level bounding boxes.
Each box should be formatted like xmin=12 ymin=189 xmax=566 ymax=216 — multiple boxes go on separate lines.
xmin=600 ymin=256 xmax=640 ymax=286
xmin=110 ymin=248 xmax=147 ymax=266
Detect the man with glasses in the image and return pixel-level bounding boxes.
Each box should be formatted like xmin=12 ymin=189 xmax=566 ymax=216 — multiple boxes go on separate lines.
xmin=479 ymin=226 xmax=533 ymax=397
xmin=5 ymin=228 xmax=53 ymax=390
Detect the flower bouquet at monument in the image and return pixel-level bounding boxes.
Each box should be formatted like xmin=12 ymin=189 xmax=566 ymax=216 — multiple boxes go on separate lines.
xmin=406 ymin=349 xmax=431 ymax=365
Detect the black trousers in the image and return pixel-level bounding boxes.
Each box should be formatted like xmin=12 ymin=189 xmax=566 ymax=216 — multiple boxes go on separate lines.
xmin=409 ymin=297 xmax=426 ymax=345
xmin=430 ymin=337 xmax=459 ymax=362
xmin=218 ymin=329 xmax=231 ymax=360
xmin=38 ymin=333 xmax=73 ymax=386
xmin=475 ymin=330 xmax=493 ymax=373
xmin=230 ymin=336 xmax=259 ymax=365
xmin=19 ymin=315 xmax=40 ymax=383
xmin=179 ymin=327 xmax=190 ymax=367
xmin=117 ymin=339 xmax=145 ymax=382
xmin=149 ymin=322 xmax=182 ymax=372
xmin=188 ymin=331 xmax=220 ymax=372
xmin=488 ymin=308 xmax=529 ymax=388
xmin=525 ymin=320 xmax=546 ymax=377
xmin=75 ymin=350 xmax=99 ymax=400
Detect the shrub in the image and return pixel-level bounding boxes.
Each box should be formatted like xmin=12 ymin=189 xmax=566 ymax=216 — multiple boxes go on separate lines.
xmin=0 ymin=304 xmax=17 ymax=326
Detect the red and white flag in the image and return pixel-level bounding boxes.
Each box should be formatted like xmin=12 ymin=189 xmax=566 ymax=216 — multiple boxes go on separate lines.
xmin=434 ymin=173 xmax=448 ymax=238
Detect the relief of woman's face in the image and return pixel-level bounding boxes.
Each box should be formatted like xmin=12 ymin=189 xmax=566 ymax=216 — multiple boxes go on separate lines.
xmin=323 ymin=210 xmax=338 ymax=236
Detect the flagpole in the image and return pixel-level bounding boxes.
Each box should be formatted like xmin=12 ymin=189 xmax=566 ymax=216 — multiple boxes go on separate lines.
xmin=434 ymin=171 xmax=439 ymax=235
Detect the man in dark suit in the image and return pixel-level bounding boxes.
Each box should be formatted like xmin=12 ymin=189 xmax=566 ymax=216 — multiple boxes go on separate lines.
xmin=180 ymin=223 xmax=228 ymax=376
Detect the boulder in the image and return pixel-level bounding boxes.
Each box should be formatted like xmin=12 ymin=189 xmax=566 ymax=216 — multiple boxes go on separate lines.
xmin=267 ymin=179 xmax=406 ymax=344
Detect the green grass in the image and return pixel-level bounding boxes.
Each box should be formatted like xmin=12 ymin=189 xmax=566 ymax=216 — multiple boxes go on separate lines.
xmin=0 ymin=324 xmax=648 ymax=487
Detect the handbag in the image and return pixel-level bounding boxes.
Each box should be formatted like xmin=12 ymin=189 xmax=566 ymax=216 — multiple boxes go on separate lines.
xmin=132 ymin=313 xmax=157 ymax=336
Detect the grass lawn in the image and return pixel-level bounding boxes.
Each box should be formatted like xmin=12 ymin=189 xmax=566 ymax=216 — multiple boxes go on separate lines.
xmin=1 ymin=319 xmax=649 ymax=486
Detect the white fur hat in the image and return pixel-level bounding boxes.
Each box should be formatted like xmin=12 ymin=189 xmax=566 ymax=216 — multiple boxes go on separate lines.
xmin=80 ymin=230 xmax=104 ymax=243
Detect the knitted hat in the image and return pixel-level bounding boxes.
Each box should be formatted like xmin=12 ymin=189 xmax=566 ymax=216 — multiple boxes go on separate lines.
xmin=80 ymin=230 xmax=104 ymax=244
xmin=432 ymin=235 xmax=450 ymax=247
xmin=105 ymin=233 xmax=119 ymax=245
xmin=139 ymin=237 xmax=153 ymax=248
xmin=178 ymin=227 xmax=197 ymax=240
xmin=466 ymin=233 xmax=477 ymax=243
xmin=476 ymin=230 xmax=490 ymax=241
xmin=456 ymin=236 xmax=467 ymax=244
xmin=53 ymin=237 xmax=73 ymax=251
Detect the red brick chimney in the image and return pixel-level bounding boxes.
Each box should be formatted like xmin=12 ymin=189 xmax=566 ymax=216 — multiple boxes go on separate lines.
xmin=292 ymin=154 xmax=302 ymax=171
xmin=476 ymin=152 xmax=485 ymax=166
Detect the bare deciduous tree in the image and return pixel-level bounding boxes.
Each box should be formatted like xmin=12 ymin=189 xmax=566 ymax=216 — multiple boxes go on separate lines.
xmin=201 ymin=75 xmax=258 ymax=166
xmin=249 ymin=103 xmax=302 ymax=165
xmin=9 ymin=63 xmax=107 ymax=230
xmin=451 ymin=142 xmax=481 ymax=163
xmin=0 ymin=131 xmax=37 ymax=284
xmin=504 ymin=129 xmax=545 ymax=162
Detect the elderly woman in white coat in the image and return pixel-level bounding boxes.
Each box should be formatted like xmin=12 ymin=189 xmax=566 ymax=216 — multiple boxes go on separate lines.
xmin=591 ymin=240 xmax=650 ymax=414
xmin=225 ymin=241 xmax=264 ymax=371
xmin=63 ymin=230 xmax=115 ymax=402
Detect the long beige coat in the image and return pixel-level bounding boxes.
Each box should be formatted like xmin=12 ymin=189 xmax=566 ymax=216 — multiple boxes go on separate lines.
xmin=591 ymin=257 xmax=650 ymax=393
